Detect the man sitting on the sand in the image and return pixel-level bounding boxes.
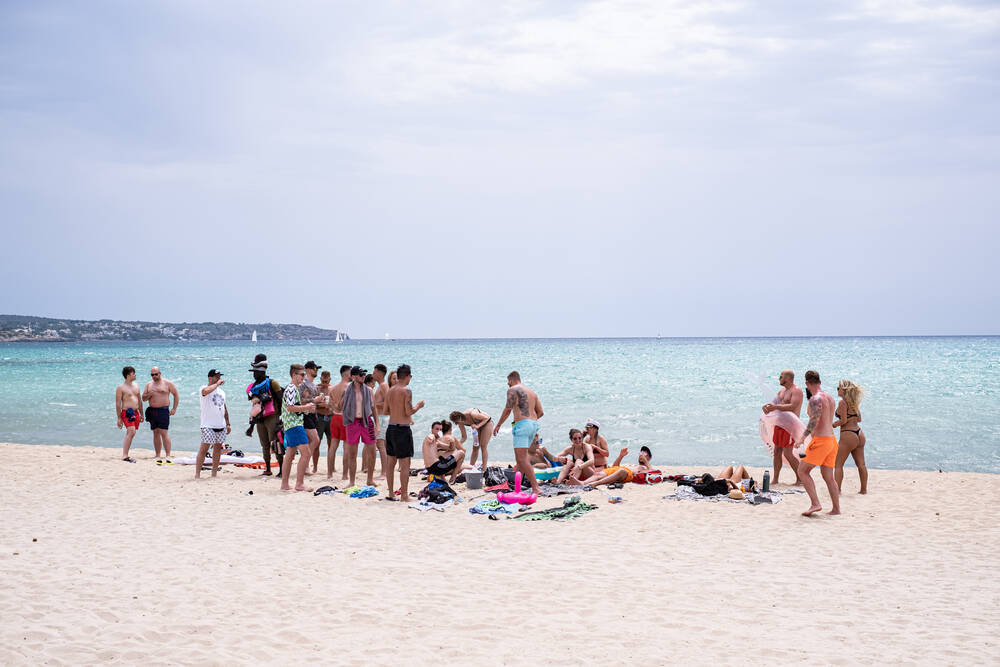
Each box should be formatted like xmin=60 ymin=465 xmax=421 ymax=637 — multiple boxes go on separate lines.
xmin=528 ymin=433 xmax=564 ymax=469
xmin=570 ymin=446 xmax=652 ymax=486
xmin=422 ymin=420 xmax=467 ymax=483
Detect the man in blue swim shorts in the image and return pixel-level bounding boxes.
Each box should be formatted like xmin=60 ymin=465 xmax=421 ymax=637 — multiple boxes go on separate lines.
xmin=493 ymin=370 xmax=544 ymax=495
xmin=280 ymin=364 xmax=317 ymax=492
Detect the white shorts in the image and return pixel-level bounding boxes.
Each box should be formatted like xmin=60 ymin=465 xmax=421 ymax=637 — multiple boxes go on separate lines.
xmin=378 ymin=414 xmax=388 ymax=436
xmin=200 ymin=427 xmax=226 ymax=445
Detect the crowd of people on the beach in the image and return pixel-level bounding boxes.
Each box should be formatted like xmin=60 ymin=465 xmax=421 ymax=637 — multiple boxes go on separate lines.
xmin=114 ymin=357 xmax=867 ymax=516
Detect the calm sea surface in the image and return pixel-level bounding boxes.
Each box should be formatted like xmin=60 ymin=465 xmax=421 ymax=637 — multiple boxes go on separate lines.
xmin=1 ymin=337 xmax=997 ymax=473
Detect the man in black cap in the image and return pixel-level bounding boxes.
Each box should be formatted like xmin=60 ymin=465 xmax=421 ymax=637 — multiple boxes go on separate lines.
xmin=301 ymin=361 xmax=324 ymax=464
xmin=339 ymin=365 xmax=379 ymax=487
xmin=247 ymin=357 xmax=284 ymax=476
xmin=197 ymin=369 xmax=230 ymax=478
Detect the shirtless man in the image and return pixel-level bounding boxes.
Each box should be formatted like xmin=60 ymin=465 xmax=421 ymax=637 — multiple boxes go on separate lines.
xmin=449 ymin=408 xmax=493 ymax=470
xmin=337 ymin=366 xmax=379 ymax=487
xmin=385 ymin=364 xmax=425 ymax=502
xmin=142 ymin=366 xmax=179 ymax=463
xmin=763 ymin=369 xmax=803 ymax=484
xmin=313 ymin=370 xmax=334 ymax=473
xmin=528 ymin=434 xmax=564 ymax=468
xmin=793 ymin=370 xmax=841 ymax=516
xmin=115 ymin=366 xmax=143 ymax=462
xmin=326 ymin=364 xmax=351 ymax=479
xmin=572 ymin=446 xmax=653 ymax=486
xmin=422 ymin=421 xmax=467 ymax=483
xmin=372 ymin=364 xmax=390 ymax=480
xmin=300 ymin=361 xmax=325 ymax=471
xmin=493 ymin=371 xmax=543 ymax=495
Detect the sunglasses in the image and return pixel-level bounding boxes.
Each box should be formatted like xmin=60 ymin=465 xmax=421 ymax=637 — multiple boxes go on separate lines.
xmin=571 ymin=435 xmax=583 ymax=441
xmin=151 ymin=373 xmax=160 ymax=377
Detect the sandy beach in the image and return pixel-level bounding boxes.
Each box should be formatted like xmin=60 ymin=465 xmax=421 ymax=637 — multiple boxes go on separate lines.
xmin=1 ymin=442 xmax=997 ymax=665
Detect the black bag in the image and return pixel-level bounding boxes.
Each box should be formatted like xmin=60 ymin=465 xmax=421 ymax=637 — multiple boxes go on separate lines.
xmin=693 ymin=479 xmax=730 ymax=496
xmin=483 ymin=466 xmax=509 ymax=491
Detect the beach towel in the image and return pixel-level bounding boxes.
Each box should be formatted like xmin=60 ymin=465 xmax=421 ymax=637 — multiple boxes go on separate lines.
xmin=633 ymin=469 xmax=663 ymax=484
xmin=665 ymin=486 xmax=803 ymax=504
xmin=408 ymin=499 xmax=456 ymax=512
xmin=538 ymin=483 xmax=595 ymax=497
xmin=512 ymin=495 xmax=598 ymax=521
xmin=469 ymin=499 xmax=516 ymax=515
xmin=350 ymin=485 xmax=378 ymax=498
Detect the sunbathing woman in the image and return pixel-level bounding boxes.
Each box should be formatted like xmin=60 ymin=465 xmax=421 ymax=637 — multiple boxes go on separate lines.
xmin=718 ymin=465 xmax=752 ymax=490
xmin=583 ymin=419 xmax=609 ymax=472
xmin=833 ymin=379 xmax=868 ymax=494
xmin=555 ymin=429 xmax=594 ymax=484
xmin=449 ymin=408 xmax=494 ymax=470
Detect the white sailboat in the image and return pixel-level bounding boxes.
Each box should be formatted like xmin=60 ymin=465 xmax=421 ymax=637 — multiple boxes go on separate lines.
xmin=335 ymin=331 xmax=345 ymax=343
xmin=251 ymin=330 xmax=257 ymax=343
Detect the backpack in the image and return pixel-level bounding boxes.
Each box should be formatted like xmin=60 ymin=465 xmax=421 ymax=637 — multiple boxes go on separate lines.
xmin=483 ymin=466 xmax=509 ymax=491
xmin=633 ymin=469 xmax=663 ymax=485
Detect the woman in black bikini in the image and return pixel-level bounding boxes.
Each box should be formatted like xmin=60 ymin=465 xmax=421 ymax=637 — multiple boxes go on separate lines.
xmin=833 ymin=380 xmax=868 ymax=494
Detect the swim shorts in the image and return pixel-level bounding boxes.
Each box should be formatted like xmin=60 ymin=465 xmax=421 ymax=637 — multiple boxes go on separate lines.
xmin=330 ymin=413 xmax=347 ymax=440
xmin=316 ymin=413 xmax=332 ymax=441
xmin=378 ymin=414 xmax=388 ymax=436
xmin=604 ymin=465 xmax=634 ymax=483
xmin=346 ymin=417 xmax=375 ymax=446
xmin=284 ymin=425 xmax=309 ymax=449
xmin=200 ymin=427 xmax=226 ymax=445
xmin=303 ymin=412 xmax=318 ymax=431
xmin=385 ymin=424 xmax=414 ymax=458
xmin=803 ymin=435 xmax=838 ymax=468
xmin=146 ymin=406 xmax=170 ymax=431
xmin=120 ymin=408 xmax=140 ymax=429
xmin=512 ymin=419 xmax=539 ymax=449
xmin=773 ymin=425 xmax=793 ymax=448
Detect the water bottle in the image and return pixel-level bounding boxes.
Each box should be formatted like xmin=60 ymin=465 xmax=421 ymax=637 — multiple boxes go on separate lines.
xmin=762 ymin=470 xmax=770 ymax=493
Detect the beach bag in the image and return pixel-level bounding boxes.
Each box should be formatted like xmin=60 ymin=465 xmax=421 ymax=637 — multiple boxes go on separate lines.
xmin=693 ymin=478 xmax=729 ymax=497
xmin=483 ymin=466 xmax=509 ymax=491
xmin=633 ymin=469 xmax=663 ymax=485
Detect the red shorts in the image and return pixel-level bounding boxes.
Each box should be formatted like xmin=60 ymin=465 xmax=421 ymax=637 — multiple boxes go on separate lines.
xmin=330 ymin=413 xmax=347 ymax=440
xmin=345 ymin=417 xmax=375 ymax=446
xmin=773 ymin=426 xmax=793 ymax=448
xmin=120 ymin=408 xmax=141 ymax=429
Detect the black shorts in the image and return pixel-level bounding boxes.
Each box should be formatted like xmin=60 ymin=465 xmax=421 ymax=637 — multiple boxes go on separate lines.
xmin=303 ymin=413 xmax=318 ymax=431
xmin=146 ymin=406 xmax=170 ymax=431
xmin=385 ymin=424 xmax=414 ymax=459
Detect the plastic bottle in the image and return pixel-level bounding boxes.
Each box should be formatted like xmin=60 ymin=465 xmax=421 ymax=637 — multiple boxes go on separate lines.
xmin=762 ymin=470 xmax=770 ymax=493
xmin=608 ymin=496 xmax=623 ymax=504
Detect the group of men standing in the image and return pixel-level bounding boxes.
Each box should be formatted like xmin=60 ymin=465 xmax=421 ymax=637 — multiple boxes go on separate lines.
xmin=116 ymin=355 xmax=547 ymax=503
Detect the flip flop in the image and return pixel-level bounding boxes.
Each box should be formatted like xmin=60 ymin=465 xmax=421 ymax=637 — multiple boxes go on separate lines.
xmin=122 ymin=457 xmax=136 ymax=463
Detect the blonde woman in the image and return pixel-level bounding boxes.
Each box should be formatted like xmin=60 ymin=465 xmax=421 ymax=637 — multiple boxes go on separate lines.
xmin=833 ymin=380 xmax=868 ymax=494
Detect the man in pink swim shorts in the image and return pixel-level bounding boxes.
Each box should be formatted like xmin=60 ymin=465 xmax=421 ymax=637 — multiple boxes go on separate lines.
xmin=340 ymin=366 xmax=379 ymax=487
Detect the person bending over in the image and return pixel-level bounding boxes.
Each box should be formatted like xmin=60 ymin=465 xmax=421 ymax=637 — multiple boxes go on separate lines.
xmin=449 ymin=408 xmax=493 ymax=470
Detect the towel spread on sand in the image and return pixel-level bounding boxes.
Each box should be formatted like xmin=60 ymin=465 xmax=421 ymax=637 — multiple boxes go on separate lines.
xmin=512 ymin=495 xmax=598 ymax=521
xmin=409 ymin=499 xmax=455 ymax=512
xmin=469 ymin=499 xmax=516 ymax=515
xmin=350 ymin=486 xmax=379 ymax=498
xmin=538 ymin=483 xmax=596 ymax=497
xmin=664 ymin=486 xmax=804 ymax=504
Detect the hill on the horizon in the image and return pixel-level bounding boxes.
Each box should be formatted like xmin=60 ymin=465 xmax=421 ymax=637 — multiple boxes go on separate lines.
xmin=0 ymin=315 xmax=347 ymax=342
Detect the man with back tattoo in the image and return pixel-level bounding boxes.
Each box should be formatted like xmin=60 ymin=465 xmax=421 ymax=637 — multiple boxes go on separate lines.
xmin=493 ymin=370 xmax=544 ymax=494
xmin=793 ymin=370 xmax=841 ymax=516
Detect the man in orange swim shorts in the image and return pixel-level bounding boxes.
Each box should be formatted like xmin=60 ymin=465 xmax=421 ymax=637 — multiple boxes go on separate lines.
xmin=793 ymin=370 xmax=841 ymax=516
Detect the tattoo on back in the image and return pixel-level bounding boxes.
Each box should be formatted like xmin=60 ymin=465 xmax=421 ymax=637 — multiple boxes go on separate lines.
xmin=507 ymin=387 xmax=530 ymax=415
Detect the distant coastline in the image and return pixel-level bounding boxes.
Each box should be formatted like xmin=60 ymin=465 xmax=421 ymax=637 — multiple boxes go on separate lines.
xmin=0 ymin=315 xmax=347 ymax=343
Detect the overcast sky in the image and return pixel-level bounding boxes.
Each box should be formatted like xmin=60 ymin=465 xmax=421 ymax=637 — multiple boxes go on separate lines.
xmin=1 ymin=1 xmax=997 ymax=338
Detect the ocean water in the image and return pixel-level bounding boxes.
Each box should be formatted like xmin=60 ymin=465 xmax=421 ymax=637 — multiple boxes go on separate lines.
xmin=1 ymin=337 xmax=997 ymax=473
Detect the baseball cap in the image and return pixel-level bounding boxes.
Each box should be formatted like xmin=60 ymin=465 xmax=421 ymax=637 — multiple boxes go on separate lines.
xmin=208 ymin=369 xmax=223 ymax=378
xmin=304 ymin=361 xmax=321 ymax=370
xmin=586 ymin=419 xmax=601 ymax=428
xmin=350 ymin=365 xmax=366 ymax=377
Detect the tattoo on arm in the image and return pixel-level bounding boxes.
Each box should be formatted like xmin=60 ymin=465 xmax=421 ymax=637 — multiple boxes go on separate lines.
xmin=804 ymin=396 xmax=822 ymax=436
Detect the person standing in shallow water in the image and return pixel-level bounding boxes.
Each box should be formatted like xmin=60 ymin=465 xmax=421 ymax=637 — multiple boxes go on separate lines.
xmin=142 ymin=366 xmax=178 ymax=463
xmin=115 ymin=366 xmax=143 ymax=462
xmin=493 ymin=370 xmax=543 ymax=495
xmin=793 ymin=370 xmax=841 ymax=516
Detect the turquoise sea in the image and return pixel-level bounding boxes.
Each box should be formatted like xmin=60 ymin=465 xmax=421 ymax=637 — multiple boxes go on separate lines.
xmin=1 ymin=337 xmax=997 ymax=473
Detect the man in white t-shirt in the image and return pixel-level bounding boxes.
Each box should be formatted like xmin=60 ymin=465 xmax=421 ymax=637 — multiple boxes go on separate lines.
xmin=197 ymin=369 xmax=231 ymax=479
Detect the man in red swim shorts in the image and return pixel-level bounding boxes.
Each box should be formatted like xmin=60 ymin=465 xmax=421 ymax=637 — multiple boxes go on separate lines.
xmin=793 ymin=370 xmax=841 ymax=516
xmin=115 ymin=365 xmax=143 ymax=462
xmin=763 ymin=369 xmax=803 ymax=484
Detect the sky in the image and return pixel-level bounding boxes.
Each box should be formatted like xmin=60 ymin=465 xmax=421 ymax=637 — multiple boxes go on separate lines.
xmin=1 ymin=0 xmax=998 ymax=338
